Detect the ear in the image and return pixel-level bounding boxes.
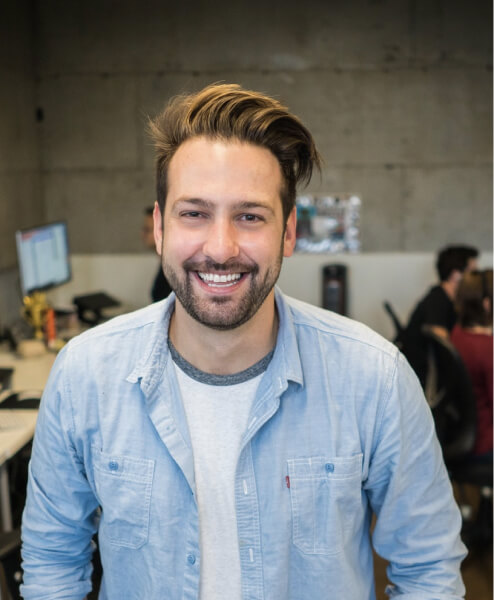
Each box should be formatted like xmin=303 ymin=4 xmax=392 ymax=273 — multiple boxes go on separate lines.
xmin=283 ymin=207 xmax=297 ymax=258
xmin=153 ymin=202 xmax=163 ymax=256
xmin=450 ymin=269 xmax=462 ymax=284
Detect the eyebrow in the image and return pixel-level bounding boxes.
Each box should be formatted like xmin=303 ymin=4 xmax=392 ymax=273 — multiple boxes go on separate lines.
xmin=174 ymin=197 xmax=276 ymax=216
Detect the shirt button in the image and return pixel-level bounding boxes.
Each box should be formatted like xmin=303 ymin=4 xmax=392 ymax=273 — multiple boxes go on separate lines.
xmin=187 ymin=554 xmax=196 ymax=565
xmin=108 ymin=461 xmax=119 ymax=471
xmin=325 ymin=462 xmax=334 ymax=473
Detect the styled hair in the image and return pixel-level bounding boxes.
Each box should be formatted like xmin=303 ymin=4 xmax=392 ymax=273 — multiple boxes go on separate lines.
xmin=436 ymin=245 xmax=479 ymax=281
xmin=148 ymin=83 xmax=321 ymax=223
xmin=456 ymin=269 xmax=493 ymax=328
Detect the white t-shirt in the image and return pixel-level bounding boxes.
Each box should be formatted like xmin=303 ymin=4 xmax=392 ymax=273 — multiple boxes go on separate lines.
xmin=170 ymin=343 xmax=273 ymax=600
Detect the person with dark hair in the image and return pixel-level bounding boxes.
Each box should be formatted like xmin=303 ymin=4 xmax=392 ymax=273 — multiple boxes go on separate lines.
xmin=142 ymin=206 xmax=173 ymax=302
xmin=21 ymin=84 xmax=465 ymax=599
xmin=401 ymin=244 xmax=479 ymax=385
xmin=451 ymin=269 xmax=493 ymax=458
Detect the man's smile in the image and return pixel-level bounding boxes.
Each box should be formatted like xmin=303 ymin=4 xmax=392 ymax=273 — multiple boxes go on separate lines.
xmin=198 ymin=272 xmax=243 ymax=285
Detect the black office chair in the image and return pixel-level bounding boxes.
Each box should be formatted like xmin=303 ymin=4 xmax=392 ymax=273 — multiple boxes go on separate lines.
xmin=0 ymin=529 xmax=21 ymax=600
xmin=382 ymin=301 xmax=405 ymax=349
xmin=422 ymin=326 xmax=492 ymax=551
xmin=421 ymin=326 xmax=476 ymax=462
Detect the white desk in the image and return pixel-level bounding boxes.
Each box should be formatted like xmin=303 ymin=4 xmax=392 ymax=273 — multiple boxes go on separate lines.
xmin=0 ymin=349 xmax=55 ymax=531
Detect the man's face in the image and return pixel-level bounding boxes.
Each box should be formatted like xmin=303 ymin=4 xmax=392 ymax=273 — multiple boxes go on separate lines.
xmin=154 ymin=136 xmax=296 ymax=331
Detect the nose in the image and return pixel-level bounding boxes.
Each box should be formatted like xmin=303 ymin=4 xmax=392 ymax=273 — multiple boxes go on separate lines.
xmin=202 ymin=218 xmax=239 ymax=264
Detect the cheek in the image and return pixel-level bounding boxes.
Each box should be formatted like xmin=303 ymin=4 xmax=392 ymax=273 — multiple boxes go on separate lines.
xmin=241 ymin=237 xmax=283 ymax=263
xmin=162 ymin=228 xmax=203 ymax=262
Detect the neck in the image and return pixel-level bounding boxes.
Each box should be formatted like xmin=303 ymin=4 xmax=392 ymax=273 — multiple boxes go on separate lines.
xmin=441 ymin=280 xmax=458 ymax=301
xmin=168 ymin=293 xmax=279 ymax=375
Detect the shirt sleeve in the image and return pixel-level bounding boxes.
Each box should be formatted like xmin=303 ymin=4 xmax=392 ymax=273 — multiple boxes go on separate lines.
xmin=21 ymin=347 xmax=99 ymax=600
xmin=364 ymin=351 xmax=467 ymax=599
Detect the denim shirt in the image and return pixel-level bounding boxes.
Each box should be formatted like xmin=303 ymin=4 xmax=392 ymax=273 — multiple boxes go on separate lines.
xmin=21 ymin=289 xmax=466 ymax=600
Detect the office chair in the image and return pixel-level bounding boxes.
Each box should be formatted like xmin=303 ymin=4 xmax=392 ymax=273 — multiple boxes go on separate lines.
xmin=422 ymin=326 xmax=492 ymax=551
xmin=0 ymin=529 xmax=21 ymax=600
xmin=421 ymin=326 xmax=476 ymax=462
xmin=382 ymin=301 xmax=405 ymax=349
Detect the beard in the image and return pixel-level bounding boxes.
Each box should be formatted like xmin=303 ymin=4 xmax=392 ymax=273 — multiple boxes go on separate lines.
xmin=162 ymin=245 xmax=284 ymax=331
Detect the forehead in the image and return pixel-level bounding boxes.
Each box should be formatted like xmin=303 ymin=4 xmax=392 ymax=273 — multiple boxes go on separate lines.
xmin=166 ymin=137 xmax=283 ymax=206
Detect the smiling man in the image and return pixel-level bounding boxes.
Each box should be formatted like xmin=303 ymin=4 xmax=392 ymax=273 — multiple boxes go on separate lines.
xmin=21 ymin=84 xmax=466 ymax=600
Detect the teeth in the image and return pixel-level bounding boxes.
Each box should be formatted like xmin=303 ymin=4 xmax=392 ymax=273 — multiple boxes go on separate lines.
xmin=198 ymin=272 xmax=242 ymax=284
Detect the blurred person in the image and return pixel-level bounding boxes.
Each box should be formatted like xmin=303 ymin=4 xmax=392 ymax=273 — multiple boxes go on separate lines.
xmin=451 ymin=269 xmax=493 ymax=458
xmin=401 ymin=245 xmax=479 ymax=385
xmin=142 ymin=206 xmax=172 ymax=301
xmin=21 ymin=83 xmax=466 ymax=599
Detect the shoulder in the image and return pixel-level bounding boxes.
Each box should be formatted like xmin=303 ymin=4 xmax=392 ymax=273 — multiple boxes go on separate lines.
xmin=71 ymin=302 xmax=164 ymax=345
xmin=281 ymin=293 xmax=398 ymax=361
xmin=62 ymin=301 xmax=169 ymax=370
xmin=428 ymin=285 xmax=451 ymax=306
xmin=418 ymin=285 xmax=443 ymax=305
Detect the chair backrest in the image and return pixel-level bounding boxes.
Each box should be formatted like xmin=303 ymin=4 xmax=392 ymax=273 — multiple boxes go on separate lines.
xmin=421 ymin=326 xmax=477 ymax=463
xmin=383 ymin=301 xmax=405 ymax=348
xmin=0 ymin=529 xmax=21 ymax=600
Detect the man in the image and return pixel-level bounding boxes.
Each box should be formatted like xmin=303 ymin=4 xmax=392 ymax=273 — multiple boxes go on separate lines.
xmin=401 ymin=245 xmax=479 ymax=385
xmin=142 ymin=206 xmax=173 ymax=302
xmin=21 ymin=84 xmax=466 ymax=599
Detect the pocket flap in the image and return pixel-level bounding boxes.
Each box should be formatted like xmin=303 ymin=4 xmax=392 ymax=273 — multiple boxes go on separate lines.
xmin=287 ymin=454 xmax=362 ymax=480
xmin=93 ymin=447 xmax=154 ymax=483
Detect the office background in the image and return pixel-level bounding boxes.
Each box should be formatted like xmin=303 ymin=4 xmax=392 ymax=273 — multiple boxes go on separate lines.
xmin=1 ymin=0 xmax=492 ymax=336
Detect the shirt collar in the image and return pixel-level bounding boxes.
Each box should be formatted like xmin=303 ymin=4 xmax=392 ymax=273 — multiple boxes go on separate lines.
xmin=127 ymin=287 xmax=305 ymax=394
xmin=272 ymin=287 xmax=304 ymax=388
xmin=126 ymin=294 xmax=175 ymax=394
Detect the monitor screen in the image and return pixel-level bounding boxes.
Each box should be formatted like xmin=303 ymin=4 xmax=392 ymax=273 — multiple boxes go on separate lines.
xmin=15 ymin=221 xmax=71 ymax=296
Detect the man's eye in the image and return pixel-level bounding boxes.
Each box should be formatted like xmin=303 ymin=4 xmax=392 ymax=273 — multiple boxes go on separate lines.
xmin=240 ymin=214 xmax=263 ymax=222
xmin=181 ymin=211 xmax=203 ymax=218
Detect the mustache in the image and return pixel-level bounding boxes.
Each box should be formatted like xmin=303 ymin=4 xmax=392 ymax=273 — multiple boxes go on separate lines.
xmin=183 ymin=258 xmax=259 ymax=274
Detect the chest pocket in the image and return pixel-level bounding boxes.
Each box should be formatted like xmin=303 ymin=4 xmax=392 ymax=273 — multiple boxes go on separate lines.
xmin=287 ymin=454 xmax=362 ymax=556
xmin=93 ymin=447 xmax=155 ymax=549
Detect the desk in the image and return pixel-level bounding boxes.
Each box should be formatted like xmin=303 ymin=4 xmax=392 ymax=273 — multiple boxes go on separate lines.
xmin=0 ymin=349 xmax=55 ymax=531
xmin=0 ymin=350 xmax=56 ymax=393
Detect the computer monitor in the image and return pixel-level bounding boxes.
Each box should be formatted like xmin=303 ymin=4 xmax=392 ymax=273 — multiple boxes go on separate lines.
xmin=15 ymin=221 xmax=71 ymax=297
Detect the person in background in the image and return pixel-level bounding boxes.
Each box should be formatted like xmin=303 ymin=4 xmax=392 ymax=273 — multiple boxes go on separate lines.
xmin=21 ymin=83 xmax=466 ymax=599
xmin=401 ymin=245 xmax=479 ymax=385
xmin=451 ymin=269 xmax=493 ymax=459
xmin=142 ymin=206 xmax=172 ymax=302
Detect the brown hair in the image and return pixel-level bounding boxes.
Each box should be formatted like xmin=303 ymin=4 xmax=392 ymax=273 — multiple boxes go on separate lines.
xmin=148 ymin=83 xmax=321 ymax=223
xmin=456 ymin=269 xmax=493 ymax=328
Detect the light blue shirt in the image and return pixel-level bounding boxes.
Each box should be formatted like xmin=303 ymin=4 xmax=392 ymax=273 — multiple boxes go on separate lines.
xmin=21 ymin=289 xmax=466 ymax=599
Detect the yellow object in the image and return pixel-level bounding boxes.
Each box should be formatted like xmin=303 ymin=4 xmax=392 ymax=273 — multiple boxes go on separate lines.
xmin=22 ymin=292 xmax=49 ymax=340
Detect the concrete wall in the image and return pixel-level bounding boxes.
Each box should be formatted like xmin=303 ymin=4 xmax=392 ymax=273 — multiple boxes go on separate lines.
xmin=1 ymin=0 xmax=492 ymax=326
xmin=34 ymin=0 xmax=492 ymax=254
xmin=0 ymin=1 xmax=42 ymax=326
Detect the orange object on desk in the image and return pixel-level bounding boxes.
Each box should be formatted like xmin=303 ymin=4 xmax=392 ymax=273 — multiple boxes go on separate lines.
xmin=45 ymin=308 xmax=57 ymax=345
